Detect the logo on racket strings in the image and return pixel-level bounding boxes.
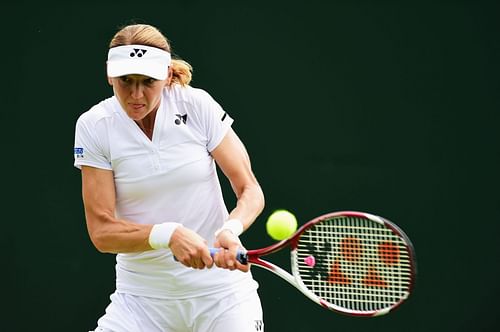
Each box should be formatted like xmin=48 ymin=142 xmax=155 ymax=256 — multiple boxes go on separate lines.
xmin=304 ymin=237 xmax=401 ymax=288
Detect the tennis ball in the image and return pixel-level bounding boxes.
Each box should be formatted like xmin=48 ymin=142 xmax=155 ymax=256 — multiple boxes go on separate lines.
xmin=266 ymin=209 xmax=298 ymax=241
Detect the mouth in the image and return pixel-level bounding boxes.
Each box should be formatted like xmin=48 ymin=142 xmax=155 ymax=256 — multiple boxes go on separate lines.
xmin=129 ymin=103 xmax=146 ymax=110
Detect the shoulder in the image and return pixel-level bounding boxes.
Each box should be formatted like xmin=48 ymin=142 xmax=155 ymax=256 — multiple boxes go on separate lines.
xmin=76 ymin=96 xmax=119 ymax=126
xmin=165 ymin=85 xmax=218 ymax=108
xmin=165 ymin=85 xmax=226 ymax=122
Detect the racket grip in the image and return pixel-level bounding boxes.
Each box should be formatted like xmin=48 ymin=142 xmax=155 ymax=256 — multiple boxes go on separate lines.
xmin=173 ymin=248 xmax=248 ymax=264
xmin=209 ymin=248 xmax=248 ymax=264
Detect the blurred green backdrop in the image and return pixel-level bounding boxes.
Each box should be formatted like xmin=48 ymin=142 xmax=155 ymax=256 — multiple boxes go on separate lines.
xmin=5 ymin=0 xmax=499 ymax=331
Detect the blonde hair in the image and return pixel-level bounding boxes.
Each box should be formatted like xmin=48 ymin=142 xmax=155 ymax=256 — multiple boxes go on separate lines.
xmin=109 ymin=24 xmax=192 ymax=86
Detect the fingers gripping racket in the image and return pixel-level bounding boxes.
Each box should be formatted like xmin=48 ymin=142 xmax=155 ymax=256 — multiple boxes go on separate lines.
xmin=214 ymin=211 xmax=416 ymax=317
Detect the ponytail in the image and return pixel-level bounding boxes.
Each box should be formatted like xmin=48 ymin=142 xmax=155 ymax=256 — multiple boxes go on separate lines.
xmin=170 ymin=59 xmax=193 ymax=87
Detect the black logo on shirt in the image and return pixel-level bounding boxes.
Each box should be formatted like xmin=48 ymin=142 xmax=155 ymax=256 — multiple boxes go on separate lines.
xmin=130 ymin=48 xmax=147 ymax=57
xmin=175 ymin=114 xmax=187 ymax=125
xmin=255 ymin=320 xmax=263 ymax=331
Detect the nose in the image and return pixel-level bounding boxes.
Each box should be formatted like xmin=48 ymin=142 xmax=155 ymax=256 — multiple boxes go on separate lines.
xmin=131 ymin=82 xmax=144 ymax=99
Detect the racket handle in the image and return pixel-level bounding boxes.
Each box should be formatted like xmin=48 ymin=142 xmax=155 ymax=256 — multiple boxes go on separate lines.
xmin=174 ymin=248 xmax=248 ymax=264
xmin=209 ymin=248 xmax=248 ymax=264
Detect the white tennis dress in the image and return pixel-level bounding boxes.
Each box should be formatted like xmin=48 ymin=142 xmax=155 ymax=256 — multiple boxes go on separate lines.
xmin=74 ymin=85 xmax=263 ymax=332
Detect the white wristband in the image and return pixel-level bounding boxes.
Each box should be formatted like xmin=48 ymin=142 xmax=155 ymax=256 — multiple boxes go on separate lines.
xmin=149 ymin=222 xmax=181 ymax=249
xmin=214 ymin=219 xmax=244 ymax=237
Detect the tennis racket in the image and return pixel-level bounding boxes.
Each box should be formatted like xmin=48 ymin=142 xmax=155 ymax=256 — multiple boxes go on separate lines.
xmin=212 ymin=211 xmax=416 ymax=317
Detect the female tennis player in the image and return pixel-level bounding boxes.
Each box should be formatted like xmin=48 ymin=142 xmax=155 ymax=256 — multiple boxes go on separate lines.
xmin=74 ymin=23 xmax=265 ymax=332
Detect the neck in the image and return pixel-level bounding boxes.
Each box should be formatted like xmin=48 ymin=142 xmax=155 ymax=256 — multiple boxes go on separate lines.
xmin=135 ymin=108 xmax=158 ymax=140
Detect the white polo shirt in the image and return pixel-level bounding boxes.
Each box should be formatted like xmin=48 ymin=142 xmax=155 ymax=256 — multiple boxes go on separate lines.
xmin=74 ymin=85 xmax=258 ymax=299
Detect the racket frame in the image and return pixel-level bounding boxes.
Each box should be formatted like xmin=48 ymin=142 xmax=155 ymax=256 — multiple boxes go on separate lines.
xmin=243 ymin=211 xmax=416 ymax=317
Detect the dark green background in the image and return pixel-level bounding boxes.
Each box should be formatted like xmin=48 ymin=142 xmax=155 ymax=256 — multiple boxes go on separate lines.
xmin=5 ymin=0 xmax=499 ymax=331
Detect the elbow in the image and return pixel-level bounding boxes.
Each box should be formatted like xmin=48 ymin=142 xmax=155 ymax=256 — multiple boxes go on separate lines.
xmin=92 ymin=240 xmax=110 ymax=254
xmin=87 ymin=216 xmax=117 ymax=254
xmin=259 ymin=187 xmax=265 ymax=211
xmin=89 ymin=231 xmax=114 ymax=253
xmin=255 ymin=183 xmax=265 ymax=214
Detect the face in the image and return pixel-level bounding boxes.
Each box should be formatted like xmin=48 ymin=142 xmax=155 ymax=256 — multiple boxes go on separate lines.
xmin=109 ymin=74 xmax=168 ymax=121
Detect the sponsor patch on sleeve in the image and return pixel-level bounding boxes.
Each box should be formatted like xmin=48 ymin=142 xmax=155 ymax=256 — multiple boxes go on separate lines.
xmin=74 ymin=147 xmax=84 ymax=159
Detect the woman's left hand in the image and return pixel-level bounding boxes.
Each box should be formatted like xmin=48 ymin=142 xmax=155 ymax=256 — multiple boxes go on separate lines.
xmin=213 ymin=231 xmax=250 ymax=272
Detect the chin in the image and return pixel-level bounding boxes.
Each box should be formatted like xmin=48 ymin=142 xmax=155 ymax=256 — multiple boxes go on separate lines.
xmin=127 ymin=108 xmax=149 ymax=120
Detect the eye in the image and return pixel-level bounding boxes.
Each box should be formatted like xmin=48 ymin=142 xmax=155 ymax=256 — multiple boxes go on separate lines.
xmin=119 ymin=76 xmax=131 ymax=84
xmin=144 ymin=78 xmax=157 ymax=85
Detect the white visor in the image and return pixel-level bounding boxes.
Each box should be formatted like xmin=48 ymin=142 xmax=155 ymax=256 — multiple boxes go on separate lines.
xmin=107 ymin=45 xmax=171 ymax=80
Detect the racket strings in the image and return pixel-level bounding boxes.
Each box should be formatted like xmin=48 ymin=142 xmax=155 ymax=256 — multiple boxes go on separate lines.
xmin=294 ymin=216 xmax=413 ymax=313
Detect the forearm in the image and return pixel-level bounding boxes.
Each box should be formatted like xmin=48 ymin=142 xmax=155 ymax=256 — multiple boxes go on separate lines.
xmin=228 ymin=182 xmax=265 ymax=231
xmin=87 ymin=212 xmax=154 ymax=254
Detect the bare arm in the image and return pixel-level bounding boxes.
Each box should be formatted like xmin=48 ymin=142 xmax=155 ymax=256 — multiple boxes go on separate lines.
xmin=210 ymin=128 xmax=265 ymax=271
xmin=81 ymin=166 xmax=153 ymax=253
xmin=81 ymin=166 xmax=213 ymax=268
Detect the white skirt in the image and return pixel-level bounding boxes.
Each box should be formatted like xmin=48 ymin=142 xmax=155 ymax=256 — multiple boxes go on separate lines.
xmin=91 ymin=287 xmax=263 ymax=332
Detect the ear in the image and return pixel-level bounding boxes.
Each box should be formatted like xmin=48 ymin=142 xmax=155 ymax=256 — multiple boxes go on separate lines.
xmin=165 ymin=67 xmax=173 ymax=86
xmin=107 ymin=76 xmax=113 ymax=86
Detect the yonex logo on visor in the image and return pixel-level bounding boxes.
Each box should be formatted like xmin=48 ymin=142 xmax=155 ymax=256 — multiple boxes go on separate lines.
xmin=107 ymin=44 xmax=171 ymax=80
xmin=130 ymin=49 xmax=147 ymax=57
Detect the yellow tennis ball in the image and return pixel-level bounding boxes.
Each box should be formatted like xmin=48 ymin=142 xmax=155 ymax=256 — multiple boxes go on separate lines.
xmin=266 ymin=209 xmax=298 ymax=240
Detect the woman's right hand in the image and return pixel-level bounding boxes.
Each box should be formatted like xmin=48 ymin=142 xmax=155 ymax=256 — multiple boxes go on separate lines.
xmin=169 ymin=226 xmax=214 ymax=269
